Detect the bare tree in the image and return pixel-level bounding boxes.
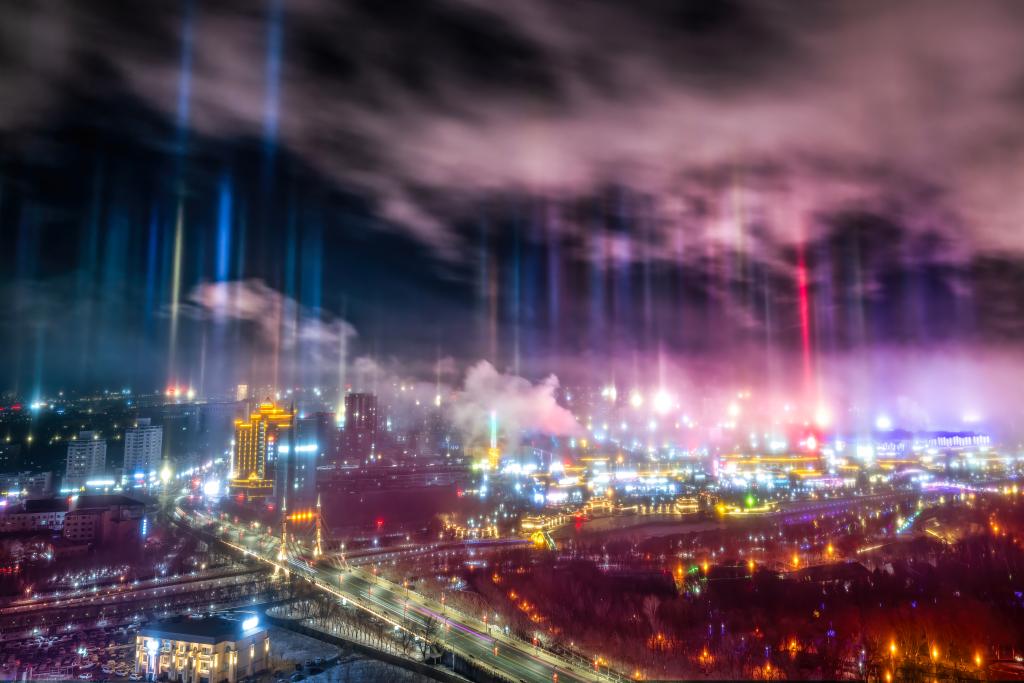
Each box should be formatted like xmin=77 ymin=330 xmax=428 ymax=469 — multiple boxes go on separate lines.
xmin=641 ymin=595 xmax=661 ymax=635
xmin=417 ymin=616 xmax=440 ymax=660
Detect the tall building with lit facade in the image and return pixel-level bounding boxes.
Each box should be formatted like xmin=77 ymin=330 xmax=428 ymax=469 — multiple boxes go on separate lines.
xmin=230 ymin=402 xmax=292 ymax=499
xmin=124 ymin=418 xmax=163 ymax=476
xmin=343 ymin=393 xmax=377 ymax=463
xmin=65 ymin=431 xmax=107 ymax=490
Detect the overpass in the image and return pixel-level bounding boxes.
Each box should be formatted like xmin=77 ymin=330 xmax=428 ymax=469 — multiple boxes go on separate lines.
xmin=173 ymin=504 xmax=624 ymax=683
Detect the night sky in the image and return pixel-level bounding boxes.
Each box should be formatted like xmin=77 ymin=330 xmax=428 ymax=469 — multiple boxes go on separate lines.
xmin=3 ymin=1 xmax=1024 ymax=429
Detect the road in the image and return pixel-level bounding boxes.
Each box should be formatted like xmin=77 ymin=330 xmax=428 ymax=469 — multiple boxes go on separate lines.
xmin=175 ymin=506 xmax=618 ymax=683
xmin=2 ymin=567 xmax=260 ymax=616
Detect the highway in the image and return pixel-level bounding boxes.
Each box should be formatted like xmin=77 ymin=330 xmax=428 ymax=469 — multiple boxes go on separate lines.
xmin=2 ymin=567 xmax=260 ymax=616
xmin=175 ymin=506 xmax=618 ymax=683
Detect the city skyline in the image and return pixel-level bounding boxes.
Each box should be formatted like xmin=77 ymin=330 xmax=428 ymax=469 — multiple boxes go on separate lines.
xmin=2 ymin=3 xmax=1024 ymax=682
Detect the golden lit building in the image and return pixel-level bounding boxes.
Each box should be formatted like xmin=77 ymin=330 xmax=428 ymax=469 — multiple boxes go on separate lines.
xmin=487 ymin=446 xmax=501 ymax=470
xmin=137 ymin=614 xmax=268 ymax=683
xmin=230 ymin=401 xmax=292 ymax=498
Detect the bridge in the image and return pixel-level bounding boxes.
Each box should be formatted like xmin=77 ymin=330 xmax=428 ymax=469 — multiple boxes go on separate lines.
xmin=173 ymin=504 xmax=624 ymax=683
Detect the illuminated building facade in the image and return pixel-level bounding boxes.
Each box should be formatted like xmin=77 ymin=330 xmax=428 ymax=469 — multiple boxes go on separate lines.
xmin=124 ymin=418 xmax=163 ymax=477
xmin=230 ymin=402 xmax=293 ymax=498
xmin=64 ymin=431 xmax=107 ymax=490
xmin=137 ymin=614 xmax=268 ymax=683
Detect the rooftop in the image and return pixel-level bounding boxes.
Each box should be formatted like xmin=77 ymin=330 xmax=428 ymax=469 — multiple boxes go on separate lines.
xmin=74 ymin=494 xmax=146 ymax=510
xmin=22 ymin=498 xmax=70 ymax=514
xmin=139 ymin=614 xmax=264 ymax=645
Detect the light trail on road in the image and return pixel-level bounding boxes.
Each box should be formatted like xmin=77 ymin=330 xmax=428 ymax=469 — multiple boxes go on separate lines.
xmin=176 ymin=505 xmax=614 ymax=682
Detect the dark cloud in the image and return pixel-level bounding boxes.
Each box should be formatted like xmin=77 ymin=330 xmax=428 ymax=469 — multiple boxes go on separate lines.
xmin=3 ymin=0 xmax=1024 ymax=263
xmin=3 ymin=0 xmax=1024 ymax=407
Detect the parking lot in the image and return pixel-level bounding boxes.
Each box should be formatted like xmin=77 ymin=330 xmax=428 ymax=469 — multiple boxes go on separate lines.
xmin=0 ymin=624 xmax=140 ymax=681
xmin=0 ymin=621 xmax=432 ymax=683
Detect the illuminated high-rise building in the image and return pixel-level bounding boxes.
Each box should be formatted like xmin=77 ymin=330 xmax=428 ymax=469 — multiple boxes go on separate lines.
xmin=230 ymin=401 xmax=293 ymax=499
xmin=65 ymin=431 xmax=107 ymax=490
xmin=123 ymin=418 xmax=163 ymax=477
xmin=343 ymin=393 xmax=377 ymax=463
